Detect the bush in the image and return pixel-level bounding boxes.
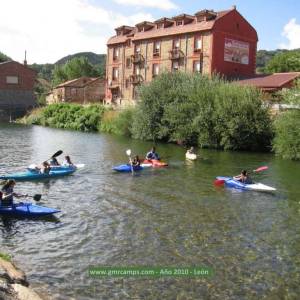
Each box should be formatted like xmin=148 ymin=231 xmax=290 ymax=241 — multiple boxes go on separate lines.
xmin=132 ymin=72 xmax=273 ymax=151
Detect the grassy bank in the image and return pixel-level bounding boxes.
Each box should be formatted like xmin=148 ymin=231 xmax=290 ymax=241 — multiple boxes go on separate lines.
xmin=0 ymin=251 xmax=11 ymax=262
xmin=19 ymin=73 xmax=300 ymax=160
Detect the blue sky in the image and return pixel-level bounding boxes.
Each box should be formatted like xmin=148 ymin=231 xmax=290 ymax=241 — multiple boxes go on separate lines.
xmin=0 ymin=0 xmax=299 ymax=63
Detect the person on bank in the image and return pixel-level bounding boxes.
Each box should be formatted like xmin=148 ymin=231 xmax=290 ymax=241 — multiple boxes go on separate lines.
xmin=186 ymin=146 xmax=195 ymax=155
xmin=234 ymin=170 xmax=252 ymax=184
xmin=0 ymin=180 xmax=26 ymax=206
xmin=145 ymin=147 xmax=160 ymax=160
xmin=49 ymin=157 xmax=60 ymax=166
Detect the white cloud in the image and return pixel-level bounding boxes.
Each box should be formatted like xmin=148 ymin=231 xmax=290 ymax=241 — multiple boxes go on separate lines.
xmin=114 ymin=0 xmax=178 ymax=10
xmin=0 ymin=0 xmax=153 ymax=63
xmin=279 ymin=18 xmax=300 ymax=49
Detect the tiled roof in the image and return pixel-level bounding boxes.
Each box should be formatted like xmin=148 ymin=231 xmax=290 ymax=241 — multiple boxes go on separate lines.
xmin=107 ymin=9 xmax=232 ymax=45
xmin=237 ymin=72 xmax=300 ymax=88
xmin=55 ymin=77 xmax=101 ymax=88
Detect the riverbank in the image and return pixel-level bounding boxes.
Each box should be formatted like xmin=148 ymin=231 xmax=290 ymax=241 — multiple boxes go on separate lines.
xmin=0 ymin=255 xmax=45 ymax=300
xmin=19 ymin=72 xmax=300 ymax=160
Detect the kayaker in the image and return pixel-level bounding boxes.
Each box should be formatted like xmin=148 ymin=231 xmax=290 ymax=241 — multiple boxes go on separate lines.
xmin=234 ymin=170 xmax=252 ymax=184
xmin=1 ymin=179 xmax=25 ymax=206
xmin=186 ymin=147 xmax=195 ymax=155
xmin=131 ymin=155 xmax=141 ymax=167
xmin=41 ymin=161 xmax=51 ymax=174
xmin=63 ymin=155 xmax=73 ymax=166
xmin=146 ymin=147 xmax=160 ymax=160
xmin=50 ymin=157 xmax=60 ymax=166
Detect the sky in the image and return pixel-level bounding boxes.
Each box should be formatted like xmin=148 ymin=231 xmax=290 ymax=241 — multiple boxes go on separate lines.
xmin=0 ymin=0 xmax=299 ymax=64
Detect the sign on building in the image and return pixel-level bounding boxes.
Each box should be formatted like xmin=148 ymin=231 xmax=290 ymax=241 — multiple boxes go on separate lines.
xmin=224 ymin=38 xmax=249 ymax=65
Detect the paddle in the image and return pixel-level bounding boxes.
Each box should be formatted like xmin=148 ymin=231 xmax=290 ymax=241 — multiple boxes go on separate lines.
xmin=214 ymin=166 xmax=269 ymax=186
xmin=126 ymin=149 xmax=134 ymax=174
xmin=46 ymin=150 xmax=63 ymax=162
xmin=20 ymin=194 xmax=42 ymax=201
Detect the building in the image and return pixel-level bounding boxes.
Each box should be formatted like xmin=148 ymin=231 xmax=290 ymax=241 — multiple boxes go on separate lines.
xmin=46 ymin=77 xmax=105 ymax=104
xmin=0 ymin=61 xmax=36 ymax=121
xmin=237 ymin=72 xmax=300 ymax=93
xmin=106 ymin=6 xmax=258 ymax=105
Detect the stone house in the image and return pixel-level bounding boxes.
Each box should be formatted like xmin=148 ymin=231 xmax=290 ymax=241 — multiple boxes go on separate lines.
xmin=46 ymin=77 xmax=105 ymax=104
xmin=0 ymin=61 xmax=37 ymax=121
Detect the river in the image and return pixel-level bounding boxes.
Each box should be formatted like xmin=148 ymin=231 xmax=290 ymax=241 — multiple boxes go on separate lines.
xmin=0 ymin=124 xmax=299 ymax=299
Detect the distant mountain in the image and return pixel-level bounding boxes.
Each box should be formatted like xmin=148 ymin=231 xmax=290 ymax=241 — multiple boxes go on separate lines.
xmin=55 ymin=52 xmax=106 ymax=66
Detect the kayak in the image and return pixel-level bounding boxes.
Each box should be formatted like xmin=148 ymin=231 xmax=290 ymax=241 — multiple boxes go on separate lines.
xmin=142 ymin=159 xmax=168 ymax=167
xmin=0 ymin=202 xmax=60 ymax=217
xmin=216 ymin=176 xmax=276 ymax=192
xmin=185 ymin=152 xmax=197 ymax=160
xmin=27 ymin=164 xmax=85 ymax=172
xmin=113 ymin=164 xmax=143 ymax=173
xmin=0 ymin=168 xmax=76 ymax=181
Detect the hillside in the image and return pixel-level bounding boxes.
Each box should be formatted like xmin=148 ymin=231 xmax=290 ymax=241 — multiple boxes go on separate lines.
xmin=55 ymin=52 xmax=105 ymax=66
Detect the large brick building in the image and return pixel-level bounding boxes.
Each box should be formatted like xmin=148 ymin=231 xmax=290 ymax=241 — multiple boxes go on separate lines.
xmin=46 ymin=77 xmax=105 ymax=104
xmin=105 ymin=6 xmax=258 ymax=105
xmin=0 ymin=61 xmax=36 ymax=121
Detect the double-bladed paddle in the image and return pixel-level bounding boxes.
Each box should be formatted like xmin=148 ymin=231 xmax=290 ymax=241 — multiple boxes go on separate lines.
xmin=214 ymin=166 xmax=269 ymax=186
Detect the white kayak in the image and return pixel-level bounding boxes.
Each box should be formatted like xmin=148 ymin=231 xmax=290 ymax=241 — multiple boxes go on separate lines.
xmin=186 ymin=152 xmax=197 ymax=160
xmin=27 ymin=164 xmax=85 ymax=171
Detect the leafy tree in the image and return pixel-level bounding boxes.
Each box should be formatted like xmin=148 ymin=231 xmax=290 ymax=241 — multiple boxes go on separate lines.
xmin=265 ymin=49 xmax=300 ymax=73
xmin=52 ymin=57 xmax=100 ymax=86
xmin=0 ymin=51 xmax=11 ymax=63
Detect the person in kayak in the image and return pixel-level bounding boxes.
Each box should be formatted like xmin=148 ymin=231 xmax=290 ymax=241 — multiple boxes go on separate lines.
xmin=1 ymin=179 xmax=25 ymax=206
xmin=62 ymin=155 xmax=73 ymax=166
xmin=41 ymin=161 xmax=51 ymax=174
xmin=131 ymin=155 xmax=141 ymax=167
xmin=146 ymin=147 xmax=160 ymax=160
xmin=234 ymin=170 xmax=252 ymax=184
xmin=50 ymin=157 xmax=60 ymax=166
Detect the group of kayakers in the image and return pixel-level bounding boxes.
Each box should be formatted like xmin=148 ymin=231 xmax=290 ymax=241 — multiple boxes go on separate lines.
xmin=0 ymin=154 xmax=74 ymax=207
xmin=130 ymin=147 xmax=160 ymax=167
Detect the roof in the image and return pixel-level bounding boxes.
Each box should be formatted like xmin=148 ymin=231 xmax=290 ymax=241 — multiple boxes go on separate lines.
xmin=0 ymin=60 xmax=37 ymax=74
xmin=107 ymin=8 xmax=232 ymax=45
xmin=237 ymin=72 xmax=300 ymax=89
xmin=54 ymin=77 xmax=103 ymax=89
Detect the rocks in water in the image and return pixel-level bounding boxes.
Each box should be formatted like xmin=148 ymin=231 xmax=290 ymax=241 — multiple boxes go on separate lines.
xmin=0 ymin=258 xmax=44 ymax=300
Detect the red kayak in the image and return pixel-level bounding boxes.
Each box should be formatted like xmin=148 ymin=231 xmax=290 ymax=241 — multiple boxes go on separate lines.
xmin=142 ymin=159 xmax=168 ymax=167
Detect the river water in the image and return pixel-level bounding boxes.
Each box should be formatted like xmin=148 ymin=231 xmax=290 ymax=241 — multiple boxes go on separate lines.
xmin=0 ymin=124 xmax=299 ymax=300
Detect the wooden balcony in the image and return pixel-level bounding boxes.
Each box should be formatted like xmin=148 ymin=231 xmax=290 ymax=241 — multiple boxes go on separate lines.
xmin=130 ymin=74 xmax=144 ymax=85
xmin=169 ymin=49 xmax=185 ymax=60
xmin=131 ymin=53 xmax=144 ymax=64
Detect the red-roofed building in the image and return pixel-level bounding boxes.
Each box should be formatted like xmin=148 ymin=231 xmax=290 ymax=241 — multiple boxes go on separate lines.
xmin=237 ymin=72 xmax=300 ymax=92
xmin=46 ymin=77 xmax=105 ymax=104
xmin=106 ymin=6 xmax=258 ymax=105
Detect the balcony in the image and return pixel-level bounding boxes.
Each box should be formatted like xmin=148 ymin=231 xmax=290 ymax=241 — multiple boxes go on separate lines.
xmin=130 ymin=74 xmax=144 ymax=85
xmin=131 ymin=53 xmax=144 ymax=64
xmin=153 ymin=50 xmax=160 ymax=58
xmin=169 ymin=49 xmax=185 ymax=60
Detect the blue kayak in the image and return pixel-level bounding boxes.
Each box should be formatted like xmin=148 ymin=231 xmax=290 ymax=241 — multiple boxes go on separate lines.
xmin=216 ymin=176 xmax=276 ymax=192
xmin=0 ymin=168 xmax=76 ymax=181
xmin=0 ymin=202 xmax=60 ymax=217
xmin=113 ymin=164 xmax=143 ymax=173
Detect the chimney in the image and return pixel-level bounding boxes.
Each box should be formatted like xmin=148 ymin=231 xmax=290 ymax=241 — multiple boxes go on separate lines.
xmin=24 ymin=50 xmax=27 ymax=66
xmin=232 ymin=5 xmax=236 ymax=10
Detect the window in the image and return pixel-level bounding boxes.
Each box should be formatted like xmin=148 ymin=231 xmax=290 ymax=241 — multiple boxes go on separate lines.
xmin=113 ymin=47 xmax=119 ymax=61
xmin=125 ymin=79 xmax=130 ymax=88
xmin=135 ymin=67 xmax=141 ymax=75
xmin=6 ymin=76 xmax=18 ymax=84
xmin=153 ymin=41 xmax=161 ymax=57
xmin=135 ymin=45 xmax=141 ymax=53
xmin=71 ymin=88 xmax=77 ymax=96
xmin=194 ymin=37 xmax=202 ymax=51
xmin=126 ymin=57 xmax=132 ymax=68
xmin=172 ymin=61 xmax=179 ymax=71
xmin=193 ymin=61 xmax=201 ymax=73
xmin=176 ymin=20 xmax=183 ymax=26
xmin=173 ymin=38 xmax=180 ymax=49
xmin=112 ymin=67 xmax=119 ymax=80
xmin=152 ymin=64 xmax=160 ymax=77
xmin=157 ymin=23 xmax=163 ymax=29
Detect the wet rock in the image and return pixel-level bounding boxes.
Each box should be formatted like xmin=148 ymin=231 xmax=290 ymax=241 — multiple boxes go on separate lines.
xmin=0 ymin=259 xmax=28 ymax=286
xmin=11 ymin=284 xmax=43 ymax=300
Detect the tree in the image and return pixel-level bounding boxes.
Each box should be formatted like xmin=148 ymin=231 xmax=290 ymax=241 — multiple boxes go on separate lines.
xmin=52 ymin=56 xmax=100 ymax=86
xmin=265 ymin=50 xmax=300 ymax=73
xmin=0 ymin=52 xmax=11 ymax=63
